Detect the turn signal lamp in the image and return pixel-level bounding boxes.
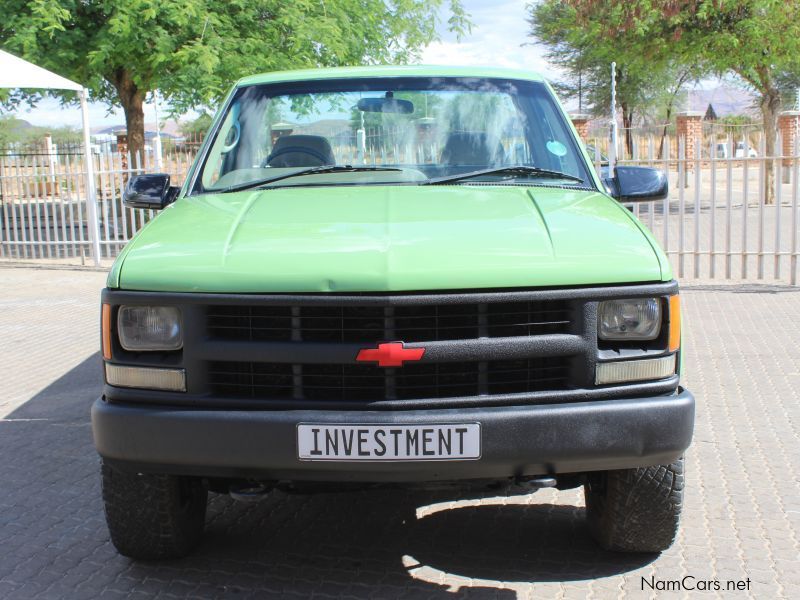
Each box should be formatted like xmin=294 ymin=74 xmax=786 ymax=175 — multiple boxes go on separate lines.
xmin=104 ymin=364 xmax=186 ymax=392
xmin=596 ymin=355 xmax=676 ymax=385
xmin=668 ymin=295 xmax=681 ymax=352
xmin=102 ymin=304 xmax=112 ymax=360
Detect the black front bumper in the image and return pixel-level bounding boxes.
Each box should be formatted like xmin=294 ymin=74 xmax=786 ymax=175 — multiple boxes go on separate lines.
xmin=92 ymin=388 xmax=694 ymax=482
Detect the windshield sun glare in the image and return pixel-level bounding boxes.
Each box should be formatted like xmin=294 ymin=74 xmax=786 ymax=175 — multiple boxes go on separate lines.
xmin=194 ymin=77 xmax=592 ymax=194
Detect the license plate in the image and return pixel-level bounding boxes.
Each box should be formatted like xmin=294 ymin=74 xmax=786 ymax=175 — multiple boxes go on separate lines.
xmin=297 ymin=423 xmax=481 ymax=461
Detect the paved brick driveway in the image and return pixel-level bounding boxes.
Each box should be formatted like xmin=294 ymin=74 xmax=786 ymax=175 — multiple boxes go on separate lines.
xmin=1 ymin=265 xmax=798 ymax=599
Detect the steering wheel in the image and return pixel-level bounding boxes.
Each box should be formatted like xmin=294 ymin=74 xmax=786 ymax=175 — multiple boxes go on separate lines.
xmin=261 ymin=146 xmax=332 ymax=168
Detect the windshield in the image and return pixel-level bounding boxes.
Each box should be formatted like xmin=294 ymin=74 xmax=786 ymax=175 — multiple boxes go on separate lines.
xmin=193 ymin=77 xmax=592 ymax=193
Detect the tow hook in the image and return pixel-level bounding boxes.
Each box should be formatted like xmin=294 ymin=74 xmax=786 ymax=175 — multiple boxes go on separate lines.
xmin=517 ymin=475 xmax=558 ymax=489
xmin=229 ymin=482 xmax=273 ymax=502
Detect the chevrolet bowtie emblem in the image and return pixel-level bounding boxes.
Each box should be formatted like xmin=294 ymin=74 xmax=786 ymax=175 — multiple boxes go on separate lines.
xmin=355 ymin=342 xmax=425 ymax=367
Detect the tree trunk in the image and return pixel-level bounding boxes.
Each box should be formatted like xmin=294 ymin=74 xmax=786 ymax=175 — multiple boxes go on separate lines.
xmin=621 ymin=103 xmax=634 ymax=159
xmin=657 ymin=109 xmax=671 ymax=160
xmin=658 ymin=72 xmax=690 ymax=160
xmin=759 ymin=88 xmax=780 ymax=206
xmin=112 ymin=68 xmax=146 ymax=170
xmin=108 ymin=68 xmax=147 ymax=238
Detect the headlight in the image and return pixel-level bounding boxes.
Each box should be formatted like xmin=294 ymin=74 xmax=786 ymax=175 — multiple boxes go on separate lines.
xmin=598 ymin=298 xmax=661 ymax=341
xmin=117 ymin=306 xmax=182 ymax=351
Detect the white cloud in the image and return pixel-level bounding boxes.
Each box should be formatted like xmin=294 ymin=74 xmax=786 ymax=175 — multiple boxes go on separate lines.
xmin=419 ymin=0 xmax=563 ymax=80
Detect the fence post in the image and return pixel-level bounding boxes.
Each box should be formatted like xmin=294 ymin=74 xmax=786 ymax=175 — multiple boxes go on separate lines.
xmin=779 ymin=111 xmax=799 ymax=184
xmin=44 ymin=134 xmax=57 ymax=180
xmin=116 ymin=132 xmax=129 ymax=172
xmin=79 ymin=87 xmax=101 ymax=267
xmin=676 ymin=111 xmax=703 ymax=188
xmin=570 ymin=113 xmax=591 ymax=143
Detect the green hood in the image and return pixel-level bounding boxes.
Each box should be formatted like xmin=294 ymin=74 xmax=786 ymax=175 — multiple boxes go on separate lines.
xmin=110 ymin=185 xmax=669 ymax=293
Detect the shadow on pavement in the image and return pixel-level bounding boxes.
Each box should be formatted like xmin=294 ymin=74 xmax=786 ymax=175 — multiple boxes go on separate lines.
xmin=0 ymin=354 xmax=655 ymax=599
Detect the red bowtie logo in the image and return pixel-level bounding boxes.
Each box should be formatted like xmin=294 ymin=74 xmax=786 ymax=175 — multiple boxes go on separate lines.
xmin=356 ymin=342 xmax=425 ymax=367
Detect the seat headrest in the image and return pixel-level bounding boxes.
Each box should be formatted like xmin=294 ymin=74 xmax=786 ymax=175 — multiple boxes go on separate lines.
xmin=440 ymin=132 xmax=505 ymax=167
xmin=267 ymin=135 xmax=336 ymax=167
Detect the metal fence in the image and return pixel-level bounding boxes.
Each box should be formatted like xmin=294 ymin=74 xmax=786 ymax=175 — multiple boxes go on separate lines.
xmin=0 ymin=148 xmax=194 ymax=263
xmin=1 ymin=135 xmax=799 ymax=285
xmin=594 ymin=134 xmax=800 ymax=285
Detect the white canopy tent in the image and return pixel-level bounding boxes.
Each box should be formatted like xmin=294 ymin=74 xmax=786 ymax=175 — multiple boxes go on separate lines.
xmin=0 ymin=49 xmax=101 ymax=265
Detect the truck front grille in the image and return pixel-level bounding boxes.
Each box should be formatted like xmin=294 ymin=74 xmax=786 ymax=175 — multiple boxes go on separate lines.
xmin=207 ymin=300 xmax=571 ymax=343
xmin=105 ymin=281 xmax=683 ymax=408
xmin=208 ymin=357 xmax=571 ymax=401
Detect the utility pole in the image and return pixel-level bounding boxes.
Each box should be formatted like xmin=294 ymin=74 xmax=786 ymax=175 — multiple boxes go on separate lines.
xmin=79 ymin=87 xmax=101 ymax=266
xmin=356 ymin=111 xmax=366 ymax=164
xmin=609 ymin=62 xmax=618 ymax=171
xmin=153 ymin=90 xmax=163 ymax=171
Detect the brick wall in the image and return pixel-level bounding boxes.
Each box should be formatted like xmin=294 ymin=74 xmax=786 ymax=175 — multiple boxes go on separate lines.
xmin=676 ymin=112 xmax=704 ymax=161
xmin=570 ymin=114 xmax=591 ymax=142
xmin=779 ymin=111 xmax=799 ymax=162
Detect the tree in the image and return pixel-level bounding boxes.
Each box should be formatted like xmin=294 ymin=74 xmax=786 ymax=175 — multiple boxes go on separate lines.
xmin=0 ymin=116 xmax=31 ymax=148
xmin=649 ymin=68 xmax=695 ymax=159
xmin=560 ymin=0 xmax=800 ymax=204
xmin=0 ymin=115 xmax=82 ymax=148
xmin=1 ymin=0 xmax=471 ymax=165
xmin=528 ymin=1 xmax=702 ymax=159
xmin=179 ymin=112 xmax=213 ymax=139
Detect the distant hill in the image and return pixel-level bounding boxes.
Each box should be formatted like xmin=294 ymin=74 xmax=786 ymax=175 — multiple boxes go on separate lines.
xmin=563 ymin=82 xmax=761 ymax=124
xmin=689 ymin=84 xmax=758 ymax=117
xmin=90 ymin=119 xmax=183 ymax=137
xmin=0 ymin=117 xmax=34 ymax=132
xmin=294 ymin=119 xmax=352 ymax=137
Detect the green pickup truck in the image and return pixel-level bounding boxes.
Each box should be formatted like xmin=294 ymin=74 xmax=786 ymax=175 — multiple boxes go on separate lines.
xmin=92 ymin=65 xmax=694 ymax=560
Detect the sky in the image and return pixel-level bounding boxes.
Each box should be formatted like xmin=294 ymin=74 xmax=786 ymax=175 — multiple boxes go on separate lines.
xmin=8 ymin=0 xmax=553 ymax=131
xmin=8 ymin=0 xmax=751 ymax=130
xmin=419 ymin=0 xmax=558 ymax=77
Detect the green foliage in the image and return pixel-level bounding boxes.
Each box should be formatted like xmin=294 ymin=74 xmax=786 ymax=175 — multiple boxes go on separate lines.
xmin=179 ymin=112 xmax=213 ymax=138
xmin=528 ymin=1 xmax=703 ymax=156
xmin=715 ymin=115 xmax=755 ymax=127
xmin=2 ymin=0 xmax=470 ymax=109
xmin=0 ymin=0 xmax=471 ymax=157
xmin=558 ymin=0 xmax=800 ymax=200
xmin=0 ymin=115 xmax=26 ymax=147
xmin=529 ymin=2 xmax=701 ymax=118
xmin=0 ymin=114 xmax=81 ymax=148
xmin=561 ymin=0 xmax=800 ymax=95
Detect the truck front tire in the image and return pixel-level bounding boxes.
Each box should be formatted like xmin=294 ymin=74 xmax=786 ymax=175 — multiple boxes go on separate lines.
xmin=101 ymin=462 xmax=208 ymax=560
xmin=584 ymin=457 xmax=684 ymax=553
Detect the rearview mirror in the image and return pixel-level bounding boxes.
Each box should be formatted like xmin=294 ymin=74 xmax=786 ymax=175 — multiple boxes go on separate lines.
xmin=356 ymin=97 xmax=414 ymax=114
xmin=603 ymin=166 xmax=668 ymax=202
xmin=123 ymin=174 xmax=179 ymax=210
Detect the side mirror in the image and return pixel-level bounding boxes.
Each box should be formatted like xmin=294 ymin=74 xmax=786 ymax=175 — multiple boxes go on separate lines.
xmin=603 ymin=166 xmax=668 ymax=202
xmin=123 ymin=174 xmax=179 ymax=210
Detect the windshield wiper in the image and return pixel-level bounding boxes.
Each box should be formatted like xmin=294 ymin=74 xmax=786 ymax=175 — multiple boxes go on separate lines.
xmin=424 ymin=165 xmax=584 ymax=186
xmin=218 ymin=165 xmax=403 ymax=193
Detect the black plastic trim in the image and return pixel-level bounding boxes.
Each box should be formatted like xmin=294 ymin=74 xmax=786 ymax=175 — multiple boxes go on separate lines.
xmin=194 ymin=334 xmax=586 ymax=364
xmin=92 ymin=387 xmax=695 ymax=481
xmin=103 ymin=281 xmax=678 ymax=305
xmin=103 ymin=374 xmax=679 ymax=411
